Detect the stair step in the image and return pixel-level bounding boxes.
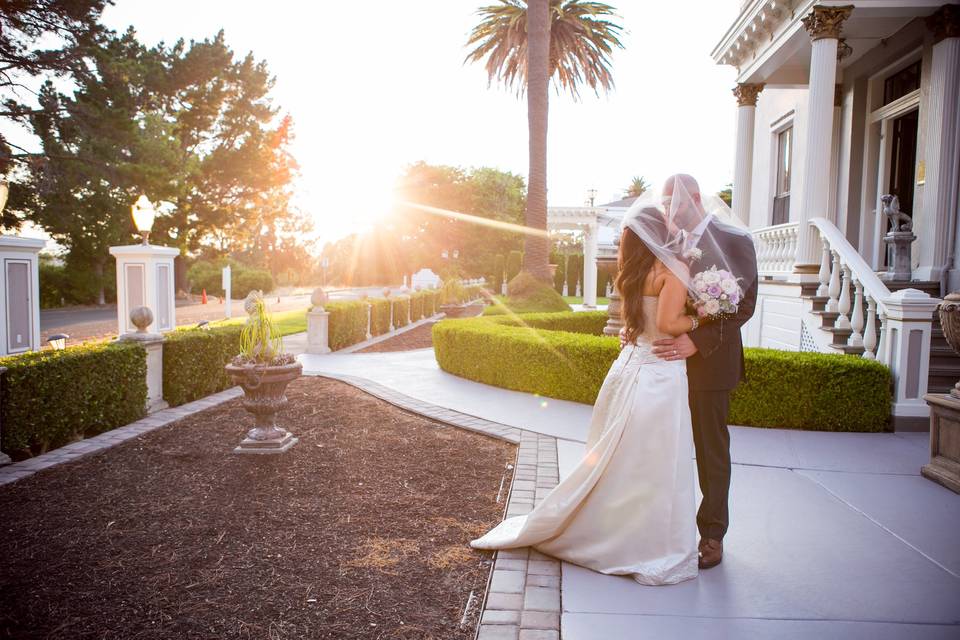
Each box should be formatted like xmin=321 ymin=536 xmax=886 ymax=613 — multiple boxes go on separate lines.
xmin=832 ymin=343 xmax=866 ymax=355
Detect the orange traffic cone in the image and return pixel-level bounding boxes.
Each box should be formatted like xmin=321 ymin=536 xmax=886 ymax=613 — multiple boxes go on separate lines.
xmin=201 ymin=289 xmax=208 ymax=304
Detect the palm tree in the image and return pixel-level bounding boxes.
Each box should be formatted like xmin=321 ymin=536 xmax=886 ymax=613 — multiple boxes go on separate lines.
xmin=466 ymin=0 xmax=623 ymax=282
xmin=625 ymin=175 xmax=649 ymax=198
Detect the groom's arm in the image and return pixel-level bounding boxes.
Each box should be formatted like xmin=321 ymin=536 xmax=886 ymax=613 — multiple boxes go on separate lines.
xmin=687 ymin=233 xmax=758 ymax=358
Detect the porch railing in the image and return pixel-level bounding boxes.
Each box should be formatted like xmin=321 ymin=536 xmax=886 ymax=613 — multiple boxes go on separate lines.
xmin=750 ymin=217 xmax=941 ymax=424
xmin=753 ymin=221 xmax=799 ymax=275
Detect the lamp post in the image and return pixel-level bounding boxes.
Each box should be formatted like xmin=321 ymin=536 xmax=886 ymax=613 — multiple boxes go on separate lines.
xmin=131 ymin=194 xmax=156 ymax=245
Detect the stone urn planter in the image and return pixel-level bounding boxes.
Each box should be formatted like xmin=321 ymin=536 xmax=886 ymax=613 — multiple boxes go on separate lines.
xmin=225 ymin=360 xmax=302 ymax=454
xmin=227 ymin=291 xmax=302 ymax=455
xmin=439 ymin=302 xmax=470 ymax=318
xmin=923 ymin=292 xmax=960 ymax=493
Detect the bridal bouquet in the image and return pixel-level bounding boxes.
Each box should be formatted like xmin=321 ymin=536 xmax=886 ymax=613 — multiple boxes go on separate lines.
xmin=690 ymin=266 xmax=743 ymax=319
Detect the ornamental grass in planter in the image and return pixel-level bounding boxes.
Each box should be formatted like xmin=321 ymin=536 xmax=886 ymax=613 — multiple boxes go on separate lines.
xmin=224 ymin=291 xmax=302 ymax=454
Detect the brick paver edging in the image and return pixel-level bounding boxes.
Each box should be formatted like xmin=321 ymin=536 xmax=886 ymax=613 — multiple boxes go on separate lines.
xmin=334 ymin=312 xmax=445 ymax=354
xmin=311 ymin=372 xmax=562 ymax=640
xmin=0 ymin=387 xmax=243 ymax=487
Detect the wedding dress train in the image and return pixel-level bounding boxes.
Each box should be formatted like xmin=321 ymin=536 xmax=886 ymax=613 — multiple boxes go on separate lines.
xmin=470 ymin=297 xmax=698 ymax=585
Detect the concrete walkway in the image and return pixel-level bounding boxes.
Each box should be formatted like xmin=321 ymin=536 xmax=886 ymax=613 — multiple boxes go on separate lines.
xmin=298 ymin=348 xmax=960 ymax=639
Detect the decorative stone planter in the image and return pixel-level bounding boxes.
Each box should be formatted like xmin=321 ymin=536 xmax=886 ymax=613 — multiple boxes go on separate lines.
xmin=923 ymin=292 xmax=960 ymax=493
xmin=225 ymin=361 xmax=303 ymax=454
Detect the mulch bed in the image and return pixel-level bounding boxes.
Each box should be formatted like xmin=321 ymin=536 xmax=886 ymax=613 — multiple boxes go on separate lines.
xmin=0 ymin=377 xmax=515 ymax=639
xmin=357 ymin=322 xmax=438 ymax=352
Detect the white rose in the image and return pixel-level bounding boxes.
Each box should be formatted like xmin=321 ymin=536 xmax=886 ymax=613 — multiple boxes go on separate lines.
xmin=705 ymin=299 xmax=721 ymax=315
xmin=702 ymin=270 xmax=721 ymax=285
xmin=721 ymin=278 xmax=739 ymax=294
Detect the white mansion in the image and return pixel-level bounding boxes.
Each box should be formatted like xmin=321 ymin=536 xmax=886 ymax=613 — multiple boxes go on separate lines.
xmin=713 ymin=0 xmax=959 ymax=428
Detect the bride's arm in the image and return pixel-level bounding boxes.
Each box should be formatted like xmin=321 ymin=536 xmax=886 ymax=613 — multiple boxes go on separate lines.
xmin=656 ymin=275 xmax=696 ymax=337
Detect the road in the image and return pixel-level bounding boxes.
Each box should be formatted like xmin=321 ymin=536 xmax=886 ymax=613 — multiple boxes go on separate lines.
xmin=39 ymin=285 xmax=409 ymax=346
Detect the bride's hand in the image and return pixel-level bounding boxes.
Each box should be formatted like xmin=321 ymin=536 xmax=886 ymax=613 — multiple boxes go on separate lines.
xmin=618 ymin=326 xmax=627 ymax=349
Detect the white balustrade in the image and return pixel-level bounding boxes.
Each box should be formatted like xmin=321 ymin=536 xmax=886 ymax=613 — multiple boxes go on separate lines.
xmin=826 ymin=251 xmax=841 ymax=312
xmin=817 ymin=242 xmax=831 ymax=297
xmin=863 ymin=295 xmax=878 ymax=360
xmin=753 ymin=222 xmax=799 ymax=275
xmin=836 ymin=265 xmax=852 ymax=331
xmin=848 ymin=279 xmax=864 ymax=348
xmin=876 ymin=309 xmax=888 ymax=364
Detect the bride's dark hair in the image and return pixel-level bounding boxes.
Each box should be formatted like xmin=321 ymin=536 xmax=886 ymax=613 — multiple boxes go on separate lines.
xmin=615 ymin=209 xmax=669 ymax=345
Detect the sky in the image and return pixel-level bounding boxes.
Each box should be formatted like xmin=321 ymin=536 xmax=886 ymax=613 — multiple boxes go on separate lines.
xmin=13 ymin=0 xmax=743 ymax=246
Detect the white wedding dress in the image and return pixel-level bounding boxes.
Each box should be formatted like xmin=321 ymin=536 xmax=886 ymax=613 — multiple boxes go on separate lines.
xmin=471 ymin=297 xmax=698 ymax=585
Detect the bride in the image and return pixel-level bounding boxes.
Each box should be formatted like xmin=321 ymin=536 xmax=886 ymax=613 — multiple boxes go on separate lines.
xmin=470 ymin=204 xmax=702 ymax=586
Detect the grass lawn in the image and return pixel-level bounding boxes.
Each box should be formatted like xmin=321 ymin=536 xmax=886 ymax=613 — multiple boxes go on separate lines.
xmin=563 ymin=295 xmax=610 ymax=305
xmin=201 ymin=307 xmax=309 ymax=337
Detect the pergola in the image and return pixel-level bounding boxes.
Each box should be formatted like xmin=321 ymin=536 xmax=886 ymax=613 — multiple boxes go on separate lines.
xmin=547 ymin=204 xmax=628 ymax=307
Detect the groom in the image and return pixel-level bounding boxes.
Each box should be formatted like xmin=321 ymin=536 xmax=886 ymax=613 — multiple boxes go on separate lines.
xmin=648 ymin=174 xmax=757 ymax=570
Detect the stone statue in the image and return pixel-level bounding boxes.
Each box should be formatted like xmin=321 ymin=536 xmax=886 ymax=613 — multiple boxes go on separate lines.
xmin=882 ymin=195 xmax=912 ymax=232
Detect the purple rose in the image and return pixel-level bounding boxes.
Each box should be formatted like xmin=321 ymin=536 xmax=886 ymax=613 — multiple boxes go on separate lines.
xmin=707 ymin=284 xmax=722 ymax=297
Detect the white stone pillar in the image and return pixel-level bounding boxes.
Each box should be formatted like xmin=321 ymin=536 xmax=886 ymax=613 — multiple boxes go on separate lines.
xmin=306 ymin=309 xmax=331 ymax=354
xmin=109 ymin=244 xmax=179 ymax=334
xmin=117 ymin=330 xmax=167 ymax=414
xmin=583 ymin=224 xmax=598 ymax=308
xmin=732 ymin=83 xmax=764 ymax=225
xmin=796 ymin=5 xmax=853 ymax=271
xmin=883 ymin=288 xmax=941 ymax=430
xmin=918 ymin=6 xmax=960 ymax=286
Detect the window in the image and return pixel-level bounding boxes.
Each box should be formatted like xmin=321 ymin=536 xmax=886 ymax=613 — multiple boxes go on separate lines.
xmin=772 ymin=126 xmax=792 ymax=225
xmin=883 ymin=61 xmax=921 ymax=106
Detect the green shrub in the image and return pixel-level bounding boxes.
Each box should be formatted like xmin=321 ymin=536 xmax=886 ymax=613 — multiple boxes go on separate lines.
xmin=552 ymin=260 xmax=566 ymax=294
xmin=506 ymin=250 xmax=523 ymax=281
xmin=440 ymin=279 xmax=466 ymax=305
xmin=393 ymin=296 xmax=411 ymax=328
xmin=566 ymin=254 xmax=582 ymax=295
xmin=370 ymin=298 xmax=392 ymax=335
xmin=493 ymin=254 xmax=506 ymax=292
xmin=410 ymin=292 xmax=425 ymax=321
xmin=729 ymin=348 xmax=891 ymax=432
xmin=187 ymin=259 xmax=275 ymax=298
xmin=233 ymin=269 xmax=275 ymax=298
xmin=422 ymin=290 xmax=439 ymax=315
xmin=484 ymin=272 xmax=572 ymax=316
xmin=433 ymin=313 xmax=892 ymax=432
xmin=433 ymin=315 xmax=618 ymax=404
xmin=0 ymin=342 xmax=147 ymax=456
xmin=326 ymin=300 xmax=369 ymax=350
xmin=163 ymin=325 xmax=242 ymax=406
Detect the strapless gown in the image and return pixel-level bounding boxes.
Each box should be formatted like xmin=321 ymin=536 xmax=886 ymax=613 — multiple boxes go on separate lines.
xmin=470 ymin=297 xmax=698 ymax=585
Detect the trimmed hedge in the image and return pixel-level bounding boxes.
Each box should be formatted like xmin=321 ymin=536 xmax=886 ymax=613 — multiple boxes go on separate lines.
xmin=163 ymin=325 xmax=242 ymax=406
xmin=730 ymin=348 xmax=891 ymax=431
xmin=393 ymin=296 xmax=411 ymax=328
xmin=370 ymin=298 xmax=392 ymax=335
xmin=0 ymin=342 xmax=147 ymax=456
xmin=433 ymin=312 xmax=892 ymax=432
xmin=434 ymin=314 xmax=618 ymax=404
xmin=327 ymin=300 xmax=369 ymax=350
xmin=410 ymin=292 xmax=425 ymax=321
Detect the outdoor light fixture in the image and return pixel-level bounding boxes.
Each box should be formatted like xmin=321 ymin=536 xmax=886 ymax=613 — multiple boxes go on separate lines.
xmin=0 ymin=179 xmax=8 ymax=214
xmin=47 ymin=333 xmax=69 ymax=351
xmin=131 ymin=194 xmax=156 ymax=245
xmin=196 ymin=320 xmax=210 ymax=330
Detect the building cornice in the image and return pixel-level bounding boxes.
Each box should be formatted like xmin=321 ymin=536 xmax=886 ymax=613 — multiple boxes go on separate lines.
xmin=712 ymin=0 xmax=813 ymax=69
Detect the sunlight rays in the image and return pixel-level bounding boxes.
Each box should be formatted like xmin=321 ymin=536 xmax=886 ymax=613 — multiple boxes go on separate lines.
xmin=397 ymin=201 xmax=550 ymax=238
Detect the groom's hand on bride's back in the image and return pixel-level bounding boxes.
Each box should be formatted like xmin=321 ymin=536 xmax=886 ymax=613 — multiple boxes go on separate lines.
xmin=652 ymin=334 xmax=698 ymax=361
xmin=618 ymin=327 xmax=627 ymax=349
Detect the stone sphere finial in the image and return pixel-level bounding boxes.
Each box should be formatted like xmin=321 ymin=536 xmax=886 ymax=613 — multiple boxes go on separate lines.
xmin=311 ymin=287 xmax=328 ymax=310
xmin=243 ymin=290 xmax=263 ymax=315
xmin=382 ymin=287 xmax=391 ymax=298
xmin=130 ymin=306 xmax=153 ymax=333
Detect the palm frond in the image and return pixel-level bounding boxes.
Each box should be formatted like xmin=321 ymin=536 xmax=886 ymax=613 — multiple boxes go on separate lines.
xmin=464 ymin=0 xmax=624 ymax=100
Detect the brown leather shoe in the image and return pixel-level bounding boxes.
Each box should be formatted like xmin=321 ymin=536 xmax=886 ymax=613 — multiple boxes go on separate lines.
xmin=698 ymin=538 xmax=723 ymax=569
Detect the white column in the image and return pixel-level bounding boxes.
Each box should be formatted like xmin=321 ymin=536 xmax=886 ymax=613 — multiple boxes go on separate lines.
xmin=795 ymin=5 xmax=853 ymax=271
xmin=109 ymin=244 xmax=179 ymax=334
xmin=883 ymin=288 xmax=941 ymax=429
xmin=732 ymin=84 xmax=764 ymax=225
xmin=583 ymin=224 xmax=598 ymax=308
xmin=918 ymin=6 xmax=960 ymax=285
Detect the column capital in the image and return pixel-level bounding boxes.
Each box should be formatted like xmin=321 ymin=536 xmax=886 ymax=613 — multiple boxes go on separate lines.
xmin=733 ymin=83 xmax=765 ymax=106
xmin=802 ymin=5 xmax=853 ymax=41
xmin=926 ymin=4 xmax=960 ymax=44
